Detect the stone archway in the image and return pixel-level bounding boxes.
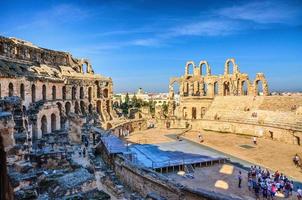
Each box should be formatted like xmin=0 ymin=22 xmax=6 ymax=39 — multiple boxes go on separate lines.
xmin=8 ymin=83 xmax=13 ymax=97
xmin=42 ymin=85 xmax=47 ymax=101
xmin=223 ymin=81 xmax=230 ymax=96
xmin=72 ymin=86 xmax=77 ymax=100
xmin=241 ymin=80 xmax=248 ymax=96
xmin=57 ymin=102 xmax=64 ymax=128
xmin=214 ymin=81 xmax=219 ymax=95
xmin=41 ymin=115 xmax=47 ymax=135
xmin=183 ymin=107 xmax=187 ymax=119
xmin=20 ymin=83 xmax=25 ymax=100
xmin=224 ymin=58 xmax=238 ymax=75
xmin=62 ymin=86 xmax=66 ymax=100
xmin=32 ymin=84 xmax=36 ymax=103
xmin=88 ymin=87 xmax=92 ymax=102
xmin=51 ymin=113 xmax=56 ymax=132
xmin=192 ymin=107 xmax=197 ymax=119
xmin=199 ymin=60 xmax=211 ymax=76
xmin=185 ymin=61 xmax=195 ymax=75
xmin=203 ymin=83 xmax=208 ymax=96
xmin=254 ymin=74 xmax=269 ymax=96
xmin=52 ymin=85 xmax=56 ymax=100
xmin=65 ymin=102 xmax=71 ymax=115
xmin=74 ymin=101 xmax=80 ymax=114
xmin=103 ymin=88 xmax=109 ymax=98
xmin=80 ymin=87 xmax=84 ymax=99
xmin=80 ymin=101 xmax=86 ymax=115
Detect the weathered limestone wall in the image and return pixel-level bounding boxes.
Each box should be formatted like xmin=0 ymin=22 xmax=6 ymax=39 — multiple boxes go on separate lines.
xmin=36 ymin=105 xmax=60 ymax=138
xmin=114 ymin=156 xmax=241 ymax=200
xmin=161 ymin=95 xmax=302 ymax=145
xmin=192 ymin=96 xmax=302 ymax=144
xmin=200 ymin=120 xmax=302 ymax=144
xmin=178 ymin=97 xmax=213 ymax=120
xmin=0 ymin=36 xmax=116 ymax=142
xmin=110 ymin=119 xmax=148 ymax=136
xmin=68 ymin=114 xmax=85 ymax=143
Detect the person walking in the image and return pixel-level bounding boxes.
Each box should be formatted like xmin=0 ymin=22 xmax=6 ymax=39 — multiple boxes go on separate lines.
xmin=198 ymin=133 xmax=204 ymax=143
xmin=253 ymin=136 xmax=257 ymax=145
xmin=238 ymin=171 xmax=242 ymax=188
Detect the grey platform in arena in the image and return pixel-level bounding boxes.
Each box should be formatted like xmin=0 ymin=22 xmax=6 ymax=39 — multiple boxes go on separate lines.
xmin=129 ymin=140 xmax=227 ymax=169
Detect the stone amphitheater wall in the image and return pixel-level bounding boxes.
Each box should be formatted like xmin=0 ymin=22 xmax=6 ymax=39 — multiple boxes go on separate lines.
xmin=195 ymin=96 xmax=302 ymax=144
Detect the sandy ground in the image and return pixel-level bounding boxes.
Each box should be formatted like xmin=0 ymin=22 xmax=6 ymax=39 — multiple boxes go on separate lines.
xmin=127 ymin=128 xmax=302 ymax=181
xmin=183 ymin=130 xmax=302 ymax=181
xmin=167 ymin=164 xmax=296 ymax=200
xmin=125 ymin=128 xmax=184 ymax=144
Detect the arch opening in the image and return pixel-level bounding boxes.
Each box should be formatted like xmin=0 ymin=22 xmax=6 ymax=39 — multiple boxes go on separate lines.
xmin=88 ymin=87 xmax=92 ymax=102
xmin=256 ymin=80 xmax=263 ymax=96
xmin=242 ymin=81 xmax=248 ymax=96
xmin=57 ymin=102 xmax=64 ymax=129
xmin=65 ymin=102 xmax=71 ymax=115
xmin=199 ymin=61 xmax=211 ymax=76
xmin=42 ymin=85 xmax=46 ymax=101
xmin=72 ymin=86 xmax=77 ymax=100
xmin=203 ymin=83 xmax=208 ymax=96
xmin=183 ymin=107 xmax=187 ymax=119
xmin=224 ymin=59 xmax=237 ymax=75
xmin=185 ymin=61 xmax=195 ymax=75
xmin=80 ymin=87 xmax=84 ymax=99
xmin=32 ymin=84 xmax=36 ymax=102
xmin=52 ymin=85 xmax=56 ymax=100
xmin=80 ymin=101 xmax=86 ymax=115
xmin=103 ymin=88 xmax=109 ymax=98
xmin=62 ymin=86 xmax=66 ymax=100
xmin=214 ymin=82 xmax=219 ymax=95
xmin=20 ymin=83 xmax=25 ymax=100
xmin=88 ymin=104 xmax=93 ymax=114
xmin=8 ymin=83 xmax=14 ymax=97
xmin=223 ymin=81 xmax=230 ymax=96
xmin=192 ymin=107 xmax=197 ymax=119
xmin=74 ymin=101 xmax=80 ymax=114
xmin=51 ymin=113 xmax=56 ymax=132
xmin=96 ymin=81 xmax=101 ymax=98
xmin=41 ymin=115 xmax=47 ymax=135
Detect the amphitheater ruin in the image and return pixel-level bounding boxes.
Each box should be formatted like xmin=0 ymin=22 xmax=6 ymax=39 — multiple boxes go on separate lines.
xmin=159 ymin=59 xmax=302 ymax=145
xmin=1 ymin=36 xmax=302 ymax=200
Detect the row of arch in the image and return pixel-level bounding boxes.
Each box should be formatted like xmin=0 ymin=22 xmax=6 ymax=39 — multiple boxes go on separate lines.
xmin=184 ymin=58 xmax=240 ymax=77
xmin=185 ymin=61 xmax=211 ymax=76
xmin=37 ymin=99 xmax=112 ymax=136
xmin=3 ymin=82 xmax=109 ymax=103
xmin=182 ymin=106 xmax=207 ymax=120
xmin=177 ymin=78 xmax=266 ymax=97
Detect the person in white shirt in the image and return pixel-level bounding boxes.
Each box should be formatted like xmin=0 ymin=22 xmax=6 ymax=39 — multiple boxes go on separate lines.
xmin=253 ymin=136 xmax=257 ymax=145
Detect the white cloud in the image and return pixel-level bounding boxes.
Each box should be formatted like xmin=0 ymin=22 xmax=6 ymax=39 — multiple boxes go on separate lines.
xmin=169 ymin=19 xmax=242 ymax=37
xmin=130 ymin=38 xmax=161 ymax=46
xmin=217 ymin=1 xmax=302 ymax=25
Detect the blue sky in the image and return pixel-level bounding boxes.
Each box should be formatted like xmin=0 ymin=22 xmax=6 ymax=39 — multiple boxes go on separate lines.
xmin=0 ymin=0 xmax=302 ymax=93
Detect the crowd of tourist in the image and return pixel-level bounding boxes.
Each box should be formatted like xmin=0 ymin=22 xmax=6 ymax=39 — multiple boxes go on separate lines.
xmin=243 ymin=165 xmax=298 ymax=199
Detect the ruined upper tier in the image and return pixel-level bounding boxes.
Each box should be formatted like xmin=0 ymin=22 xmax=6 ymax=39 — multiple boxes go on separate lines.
xmin=0 ymin=36 xmax=109 ymax=81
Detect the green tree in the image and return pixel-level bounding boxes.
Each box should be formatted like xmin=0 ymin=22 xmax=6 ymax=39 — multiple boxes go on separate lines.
xmin=125 ymin=93 xmax=129 ymax=104
xmin=132 ymin=94 xmax=138 ymax=107
xmin=162 ymin=101 xmax=168 ymax=115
